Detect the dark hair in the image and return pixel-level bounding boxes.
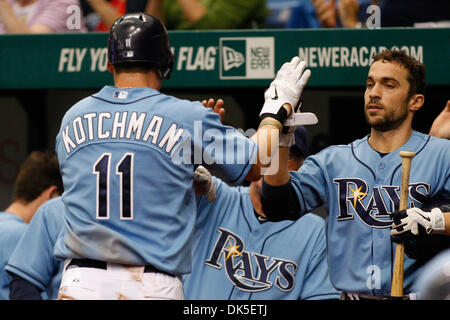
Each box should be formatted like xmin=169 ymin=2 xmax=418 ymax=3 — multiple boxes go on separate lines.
xmin=289 ymin=145 xmax=305 ymax=161
xmin=113 ymin=61 xmax=157 ymax=74
xmin=13 ymin=151 xmax=63 ymax=203
xmin=372 ymin=49 xmax=426 ymax=98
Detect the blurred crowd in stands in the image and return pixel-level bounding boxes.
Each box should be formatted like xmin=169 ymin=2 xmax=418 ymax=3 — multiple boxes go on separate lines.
xmin=0 ymin=0 xmax=449 ymax=34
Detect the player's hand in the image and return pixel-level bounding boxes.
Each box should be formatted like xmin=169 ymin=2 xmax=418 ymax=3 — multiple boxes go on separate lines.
xmin=260 ymin=57 xmax=311 ymax=124
xmin=193 ymin=165 xmax=216 ymax=203
xmin=429 ymin=100 xmax=450 ymax=139
xmin=202 ymin=98 xmax=225 ymax=124
xmin=390 ymin=207 xmax=445 ymax=242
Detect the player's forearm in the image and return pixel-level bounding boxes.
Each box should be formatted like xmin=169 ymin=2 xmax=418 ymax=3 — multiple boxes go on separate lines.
xmin=245 ymin=144 xmax=290 ymax=183
xmin=88 ymin=0 xmax=121 ymax=29
xmin=247 ymin=118 xmax=285 ymax=181
xmin=0 ymin=1 xmax=32 ymax=33
xmin=253 ymin=118 xmax=301 ymax=221
xmin=176 ymin=0 xmax=207 ymax=22
xmin=145 ymin=0 xmax=165 ymax=23
xmin=263 ymin=146 xmax=290 ymax=186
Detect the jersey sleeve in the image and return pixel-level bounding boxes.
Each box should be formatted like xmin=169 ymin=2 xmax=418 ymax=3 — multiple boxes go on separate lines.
xmin=0 ymin=220 xmax=27 ymax=300
xmin=300 ymin=219 xmax=340 ymax=300
xmin=5 ymin=205 xmax=61 ymax=292
xmin=289 ymin=155 xmax=329 ymax=214
xmin=196 ymin=177 xmax=235 ymax=228
xmin=195 ymin=108 xmax=257 ymax=185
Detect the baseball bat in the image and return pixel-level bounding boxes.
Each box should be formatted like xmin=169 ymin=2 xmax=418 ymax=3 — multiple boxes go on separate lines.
xmin=390 ymin=150 xmax=415 ymax=298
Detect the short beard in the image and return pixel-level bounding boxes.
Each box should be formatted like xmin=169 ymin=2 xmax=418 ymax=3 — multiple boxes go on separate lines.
xmin=365 ymin=100 xmax=409 ymax=132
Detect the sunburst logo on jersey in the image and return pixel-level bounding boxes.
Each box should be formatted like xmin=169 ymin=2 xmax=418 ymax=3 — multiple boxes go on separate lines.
xmin=349 ymin=185 xmax=369 ymax=208
xmin=225 ymin=242 xmax=243 ymax=261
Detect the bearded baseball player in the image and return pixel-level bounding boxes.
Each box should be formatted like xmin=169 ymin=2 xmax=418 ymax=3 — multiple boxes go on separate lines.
xmin=183 ymin=126 xmax=339 ymax=300
xmin=50 ymin=12 xmax=309 ymax=300
xmin=260 ymin=49 xmax=450 ymax=299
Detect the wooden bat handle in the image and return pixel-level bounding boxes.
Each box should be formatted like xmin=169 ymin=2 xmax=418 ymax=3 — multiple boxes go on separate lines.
xmin=391 ymin=150 xmax=415 ymax=298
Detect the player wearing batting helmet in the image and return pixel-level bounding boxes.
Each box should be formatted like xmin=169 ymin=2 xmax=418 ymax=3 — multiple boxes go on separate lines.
xmin=107 ymin=12 xmax=174 ymax=79
xmin=50 ymin=13 xmax=309 ymax=300
xmin=260 ymin=49 xmax=450 ymax=300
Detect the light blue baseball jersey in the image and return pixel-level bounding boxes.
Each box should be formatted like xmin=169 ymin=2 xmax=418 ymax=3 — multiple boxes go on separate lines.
xmin=183 ymin=178 xmax=339 ymax=300
xmin=0 ymin=212 xmax=27 ymax=300
xmin=54 ymin=86 xmax=257 ymax=275
xmin=5 ymin=197 xmax=65 ymax=300
xmin=414 ymin=248 xmax=450 ymax=299
xmin=289 ymin=131 xmax=450 ymax=295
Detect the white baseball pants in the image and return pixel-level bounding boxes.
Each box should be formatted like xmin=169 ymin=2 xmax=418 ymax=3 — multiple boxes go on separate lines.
xmin=57 ymin=259 xmax=184 ymax=300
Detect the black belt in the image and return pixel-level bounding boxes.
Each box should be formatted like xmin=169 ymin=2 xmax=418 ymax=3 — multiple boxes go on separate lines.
xmin=68 ymin=258 xmax=175 ymax=277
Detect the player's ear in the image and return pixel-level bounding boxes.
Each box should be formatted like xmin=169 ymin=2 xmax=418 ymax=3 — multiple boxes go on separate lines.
xmin=408 ymin=94 xmax=424 ymax=112
xmin=41 ymin=185 xmax=59 ymax=201
xmin=107 ymin=62 xmax=114 ymax=74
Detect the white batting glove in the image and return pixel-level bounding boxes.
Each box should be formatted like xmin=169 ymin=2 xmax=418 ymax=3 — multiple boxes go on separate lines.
xmin=283 ymin=100 xmax=318 ymax=127
xmin=193 ymin=165 xmax=216 ymax=203
xmin=279 ymin=126 xmax=296 ymax=147
xmin=260 ymin=57 xmax=312 ymax=122
xmin=391 ymin=207 xmax=445 ymax=240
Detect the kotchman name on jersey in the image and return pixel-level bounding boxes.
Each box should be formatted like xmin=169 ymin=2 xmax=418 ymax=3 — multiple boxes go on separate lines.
xmin=204 ymin=228 xmax=297 ymax=292
xmin=333 ymin=178 xmax=430 ymax=228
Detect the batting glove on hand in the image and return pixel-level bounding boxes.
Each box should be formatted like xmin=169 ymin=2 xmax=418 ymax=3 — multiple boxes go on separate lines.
xmin=279 ymin=99 xmax=317 ymax=147
xmin=279 ymin=125 xmax=296 ymax=147
xmin=260 ymin=57 xmax=312 ymax=124
xmin=194 ymin=165 xmax=216 ymax=203
xmin=390 ymin=207 xmax=445 ymax=243
xmin=283 ymin=99 xmax=318 ymax=127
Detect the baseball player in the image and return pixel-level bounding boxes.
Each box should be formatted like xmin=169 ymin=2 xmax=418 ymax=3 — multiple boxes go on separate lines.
xmin=183 ymin=126 xmax=339 ymax=300
xmin=6 ymin=197 xmax=65 ymax=300
xmin=260 ymin=49 xmax=450 ymax=299
xmin=0 ymin=151 xmax=62 ymax=300
xmin=53 ymin=13 xmax=310 ymax=300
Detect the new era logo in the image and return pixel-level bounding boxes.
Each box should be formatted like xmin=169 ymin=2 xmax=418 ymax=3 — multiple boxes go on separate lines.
xmin=219 ymin=37 xmax=275 ymax=80
xmin=222 ymin=46 xmax=245 ymax=71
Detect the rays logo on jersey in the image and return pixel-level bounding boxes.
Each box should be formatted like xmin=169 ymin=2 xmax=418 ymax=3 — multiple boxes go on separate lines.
xmin=219 ymin=37 xmax=275 ymax=80
xmin=334 ymin=178 xmax=431 ymax=227
xmin=205 ymin=228 xmax=297 ymax=292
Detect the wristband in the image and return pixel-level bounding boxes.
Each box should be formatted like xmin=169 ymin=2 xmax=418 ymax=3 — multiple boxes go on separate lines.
xmin=258 ymin=119 xmax=282 ymax=131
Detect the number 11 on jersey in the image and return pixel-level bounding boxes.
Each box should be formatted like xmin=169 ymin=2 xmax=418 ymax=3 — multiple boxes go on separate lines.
xmin=93 ymin=153 xmax=134 ymax=220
